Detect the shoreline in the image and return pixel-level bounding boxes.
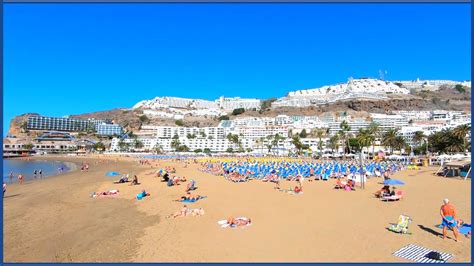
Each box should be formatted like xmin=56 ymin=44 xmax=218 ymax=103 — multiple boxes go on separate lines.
xmin=4 ymin=156 xmax=83 ymax=184
xmin=3 ymin=155 xmax=471 ymax=262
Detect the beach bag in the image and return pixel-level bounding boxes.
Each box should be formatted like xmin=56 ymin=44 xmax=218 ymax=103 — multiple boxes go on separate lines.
xmin=425 ymin=251 xmax=443 ymax=261
xmin=167 ymin=179 xmax=173 ymax=187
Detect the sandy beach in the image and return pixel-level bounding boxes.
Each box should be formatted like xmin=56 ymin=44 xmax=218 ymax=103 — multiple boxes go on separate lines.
xmin=3 ymin=155 xmax=471 ymax=262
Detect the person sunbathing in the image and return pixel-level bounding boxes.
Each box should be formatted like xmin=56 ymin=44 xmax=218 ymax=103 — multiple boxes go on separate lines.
xmin=335 ymin=179 xmax=345 ymax=189
xmin=168 ymin=205 xmax=205 ymax=218
xmin=91 ymin=189 xmax=119 ymax=198
xmin=137 ymin=189 xmax=150 ymax=199
xmin=177 ymin=192 xmax=203 ymax=201
xmin=227 ymin=217 xmax=252 ymax=227
xmin=115 ymin=175 xmax=129 ymax=183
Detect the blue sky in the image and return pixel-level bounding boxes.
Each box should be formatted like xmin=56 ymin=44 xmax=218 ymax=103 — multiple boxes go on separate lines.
xmin=3 ymin=3 xmax=471 ymax=136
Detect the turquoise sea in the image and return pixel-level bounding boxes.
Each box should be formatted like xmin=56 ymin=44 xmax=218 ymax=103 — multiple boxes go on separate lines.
xmin=3 ymin=159 xmax=78 ymax=183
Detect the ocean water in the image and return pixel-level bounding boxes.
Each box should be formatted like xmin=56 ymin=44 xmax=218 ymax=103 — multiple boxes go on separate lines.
xmin=3 ymin=159 xmax=78 ymax=183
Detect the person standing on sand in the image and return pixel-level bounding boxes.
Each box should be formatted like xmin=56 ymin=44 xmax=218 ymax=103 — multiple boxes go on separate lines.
xmin=440 ymin=198 xmax=459 ymax=242
xmin=3 ymin=183 xmax=6 ymax=197
xmin=9 ymin=171 xmax=14 ymax=184
xmin=18 ymin=174 xmax=24 ymax=184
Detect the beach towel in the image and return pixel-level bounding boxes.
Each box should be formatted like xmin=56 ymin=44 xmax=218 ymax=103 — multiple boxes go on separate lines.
xmin=178 ymin=196 xmax=207 ymax=203
xmin=217 ymin=217 xmax=252 ymax=229
xmin=436 ymin=223 xmax=471 ymax=235
xmin=393 ymin=244 xmax=453 ymax=263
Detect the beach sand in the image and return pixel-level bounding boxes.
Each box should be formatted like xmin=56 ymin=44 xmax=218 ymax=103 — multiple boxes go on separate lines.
xmin=3 ymin=156 xmax=471 ymax=262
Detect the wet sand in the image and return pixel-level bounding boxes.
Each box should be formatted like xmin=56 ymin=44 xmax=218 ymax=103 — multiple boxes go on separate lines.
xmin=3 ymin=156 xmax=471 ymax=262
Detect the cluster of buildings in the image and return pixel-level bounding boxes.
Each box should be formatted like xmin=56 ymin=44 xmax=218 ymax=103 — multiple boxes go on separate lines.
xmin=3 ymin=115 xmax=124 ymax=155
xmin=392 ymin=79 xmax=471 ymax=91
xmin=26 ymin=115 xmax=124 ymax=136
xmin=272 ymin=78 xmax=410 ymax=108
xmin=109 ymin=110 xmax=471 ymax=155
xmin=133 ymin=96 xmax=261 ymax=119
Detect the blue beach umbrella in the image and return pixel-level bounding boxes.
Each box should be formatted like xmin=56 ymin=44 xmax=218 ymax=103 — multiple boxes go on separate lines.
xmin=384 ymin=179 xmax=405 ymax=186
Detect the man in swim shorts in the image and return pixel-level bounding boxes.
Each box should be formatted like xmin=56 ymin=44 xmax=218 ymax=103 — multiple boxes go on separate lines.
xmin=440 ymin=198 xmax=459 ymax=242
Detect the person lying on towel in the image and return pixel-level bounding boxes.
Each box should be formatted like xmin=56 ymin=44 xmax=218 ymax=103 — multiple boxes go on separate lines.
xmin=91 ymin=189 xmax=119 ymax=198
xmin=227 ymin=217 xmax=252 ymax=227
xmin=176 ymin=192 xmax=203 ymax=201
xmin=168 ymin=205 xmax=205 ymax=218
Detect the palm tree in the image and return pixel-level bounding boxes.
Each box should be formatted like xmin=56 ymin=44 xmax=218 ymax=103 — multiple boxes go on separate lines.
xmin=413 ymin=131 xmax=428 ymax=155
xmin=392 ymin=136 xmax=407 ymax=153
xmin=314 ymin=128 xmax=327 ymax=157
xmin=367 ymin=122 xmax=380 ymax=156
xmin=291 ymin=135 xmax=304 ymax=155
xmin=271 ymin=134 xmax=285 ymax=155
xmin=339 ymin=120 xmax=351 ymax=157
xmin=329 ymin=134 xmax=340 ymax=154
xmin=453 ymin=124 xmax=471 ymax=152
xmin=356 ymin=128 xmax=373 ymax=157
xmin=382 ymin=129 xmax=399 ymax=154
xmin=171 ymin=138 xmax=181 ymax=151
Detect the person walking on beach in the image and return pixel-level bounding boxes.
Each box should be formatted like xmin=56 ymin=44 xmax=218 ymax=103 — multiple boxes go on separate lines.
xmin=440 ymin=198 xmax=459 ymax=242
xmin=18 ymin=174 xmax=24 ymax=185
xmin=39 ymin=169 xmax=43 ymax=178
xmin=9 ymin=171 xmax=14 ymax=184
xmin=33 ymin=170 xmax=38 ymax=179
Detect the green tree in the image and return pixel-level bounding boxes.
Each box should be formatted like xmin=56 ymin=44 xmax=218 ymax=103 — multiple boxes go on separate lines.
xmin=454 ymin=84 xmax=467 ymax=93
xmin=171 ymin=138 xmax=181 ymax=151
xmin=382 ymin=128 xmax=399 ymax=154
xmin=177 ymin=145 xmax=190 ymax=152
xmin=218 ymin=115 xmax=230 ymax=121
xmin=299 ymin=129 xmax=308 ymax=138
xmin=226 ymin=147 xmax=234 ymax=153
xmin=232 ymin=108 xmax=245 ymax=115
xmin=356 ymin=128 xmax=373 ymax=155
xmin=133 ymin=139 xmax=144 ymax=149
xmin=139 ymin=115 xmax=150 ymax=124
xmin=203 ymin=148 xmax=211 ymax=154
xmin=453 ymin=124 xmax=471 ymax=152
xmin=367 ymin=122 xmax=380 ymax=155
xmin=315 ymin=128 xmax=327 ymax=156
xmin=23 ymin=143 xmax=34 ymax=151
xmin=329 ymin=134 xmax=340 ymax=154
xmin=339 ymin=120 xmax=351 ymax=156
xmin=175 ymin=120 xmax=184 ymax=126
xmin=187 ymin=133 xmax=196 ymax=139
xmin=194 ymin=148 xmax=203 ymax=153
xmin=93 ymin=142 xmax=106 ymax=152
xmin=291 ymin=135 xmax=304 ymax=155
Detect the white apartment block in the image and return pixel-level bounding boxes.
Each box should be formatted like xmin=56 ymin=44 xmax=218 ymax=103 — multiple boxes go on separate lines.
xmin=232 ymin=126 xmax=290 ymax=140
xmin=153 ymin=126 xmax=226 ymax=139
xmin=216 ymin=96 xmax=261 ymax=111
xmin=370 ymin=113 xmax=409 ymax=132
xmin=110 ymin=136 xmax=252 ymax=153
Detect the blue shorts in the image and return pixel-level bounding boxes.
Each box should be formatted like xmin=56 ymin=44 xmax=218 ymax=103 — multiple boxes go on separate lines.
xmin=441 ymin=216 xmax=457 ymax=229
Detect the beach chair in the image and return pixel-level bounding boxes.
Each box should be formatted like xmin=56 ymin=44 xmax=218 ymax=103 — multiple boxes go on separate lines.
xmin=381 ymin=190 xmax=404 ymax=201
xmin=388 ymin=215 xmax=412 ymax=234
